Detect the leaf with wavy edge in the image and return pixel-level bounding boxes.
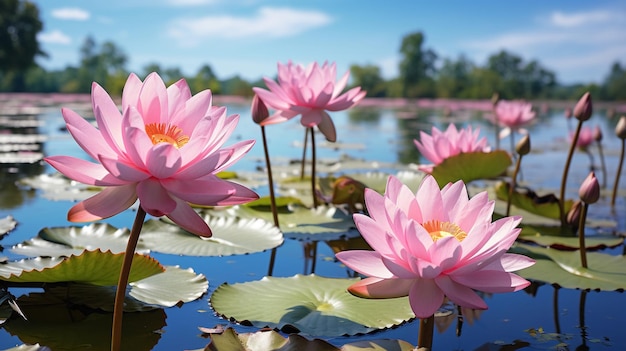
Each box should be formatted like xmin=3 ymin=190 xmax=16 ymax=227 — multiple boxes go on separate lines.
xmin=0 ymin=250 xmax=164 ymax=286
xmin=494 ymin=181 xmax=573 ymax=220
xmin=210 ymin=274 xmax=413 ymax=337
xmin=430 ymin=150 xmax=511 ymax=187
xmin=0 ymin=216 xmax=17 ymax=238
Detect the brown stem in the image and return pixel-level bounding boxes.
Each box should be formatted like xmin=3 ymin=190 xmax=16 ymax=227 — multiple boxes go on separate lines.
xmin=611 ymin=139 xmax=625 ymax=207
xmin=417 ymin=315 xmax=435 ymax=350
xmin=507 ymin=155 xmax=523 ymax=216
xmin=577 ymin=202 xmax=589 ymax=269
xmin=559 ymin=120 xmax=583 ymax=228
xmin=261 ymin=126 xmax=279 ymax=276
xmin=111 ymin=206 xmax=147 ymax=351
xmin=310 ymin=127 xmax=318 ymax=208
xmin=596 ymin=141 xmax=607 ymax=188
xmin=300 ymin=128 xmax=308 ymax=180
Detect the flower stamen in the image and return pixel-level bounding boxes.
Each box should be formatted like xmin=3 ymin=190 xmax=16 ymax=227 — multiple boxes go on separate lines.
xmin=145 ymin=123 xmax=189 ymax=148
xmin=422 ymin=220 xmax=467 ymax=242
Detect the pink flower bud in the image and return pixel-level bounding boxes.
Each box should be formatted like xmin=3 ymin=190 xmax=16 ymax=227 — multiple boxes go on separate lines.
xmin=593 ymin=125 xmax=602 ymax=142
xmin=566 ymin=200 xmax=582 ymax=229
xmin=573 ymin=92 xmax=592 ymax=121
xmin=579 ymin=172 xmax=600 ymax=204
xmin=564 ymin=108 xmax=572 ymax=119
xmin=251 ymin=94 xmax=269 ymax=124
xmin=515 ymin=134 xmax=531 ymax=156
xmin=616 ymin=116 xmax=626 ymax=140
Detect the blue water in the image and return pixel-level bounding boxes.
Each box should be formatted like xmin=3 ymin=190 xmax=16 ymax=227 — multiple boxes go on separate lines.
xmin=0 ymin=98 xmax=624 ymax=350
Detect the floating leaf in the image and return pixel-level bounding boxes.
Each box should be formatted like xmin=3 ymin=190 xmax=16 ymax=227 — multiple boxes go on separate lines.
xmin=0 ymin=215 xmax=17 ymax=238
xmin=11 ymin=223 xmax=150 ymax=258
xmin=210 ymin=274 xmax=413 ymax=337
xmin=0 ymin=250 xmax=164 ymax=286
xmin=430 ymin=150 xmax=512 ymax=187
xmin=518 ymin=234 xmax=623 ymax=250
xmin=17 ymin=172 xmax=102 ymax=201
xmin=494 ymin=181 xmax=573 ymax=219
xmin=514 ymin=243 xmax=626 ymax=290
xmin=276 ymin=206 xmax=358 ymax=241
xmin=141 ymin=216 xmax=283 ymax=256
xmin=244 ymin=196 xmax=306 ymax=212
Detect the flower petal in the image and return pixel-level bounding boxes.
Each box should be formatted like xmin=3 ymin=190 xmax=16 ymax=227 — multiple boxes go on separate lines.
xmin=166 ymin=197 xmax=212 ymax=237
xmin=45 ymin=156 xmax=128 ymax=186
xmin=68 ymin=185 xmax=138 ymax=222
xmin=145 ymin=143 xmax=182 ymax=179
xmin=435 ymin=275 xmax=487 ymax=310
xmin=137 ymin=178 xmax=177 ymax=217
xmin=408 ymin=278 xmax=444 ymax=319
xmin=347 ymin=277 xmax=414 ymax=299
xmin=335 ymin=250 xmax=395 ymax=278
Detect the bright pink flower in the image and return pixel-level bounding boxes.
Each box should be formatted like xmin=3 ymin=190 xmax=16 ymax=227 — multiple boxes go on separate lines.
xmin=335 ymin=175 xmax=534 ymax=319
xmin=45 ymin=73 xmax=258 ymax=237
xmin=492 ymin=100 xmax=536 ymax=139
xmin=572 ymin=126 xmax=594 ymax=150
xmin=413 ymin=124 xmax=490 ymax=173
xmin=252 ymin=61 xmax=366 ymax=142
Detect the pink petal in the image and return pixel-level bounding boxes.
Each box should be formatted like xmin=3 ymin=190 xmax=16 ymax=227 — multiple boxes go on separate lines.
xmin=68 ymin=185 xmax=138 ymax=222
xmin=136 ymin=179 xmax=177 ymax=216
xmin=435 ymin=275 xmax=487 ymax=310
xmin=347 ymin=277 xmax=414 ymax=299
xmin=300 ymin=110 xmax=324 ymax=127
xmin=175 ymin=89 xmax=212 ymax=134
xmin=353 ymin=214 xmax=395 ymax=256
xmin=138 ymin=72 xmax=168 ymax=125
xmin=316 ymin=111 xmax=336 ymax=142
xmin=450 ymin=270 xmax=530 ymax=293
xmin=122 ymin=73 xmax=143 ymax=111
xmin=99 ymin=155 xmax=150 ymax=182
xmin=165 ymin=197 xmax=212 ymax=237
xmin=162 ymin=177 xmax=258 ymax=206
xmin=45 ymin=156 xmax=128 ymax=186
xmin=145 ymin=143 xmax=182 ymax=179
xmin=408 ymin=278 xmax=444 ymax=319
xmin=335 ymin=250 xmax=395 ymax=278
xmin=92 ymin=83 xmax=124 ymax=153
xmin=62 ymin=108 xmax=113 ymax=161
xmin=166 ymin=78 xmax=192 ymax=118
xmin=415 ymin=176 xmax=444 ymax=221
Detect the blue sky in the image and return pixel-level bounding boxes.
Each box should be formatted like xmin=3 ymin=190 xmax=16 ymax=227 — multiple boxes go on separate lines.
xmin=31 ymin=0 xmax=625 ymax=85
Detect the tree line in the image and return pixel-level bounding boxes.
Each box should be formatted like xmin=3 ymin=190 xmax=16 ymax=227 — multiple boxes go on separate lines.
xmin=1 ymin=1 xmax=625 ymax=100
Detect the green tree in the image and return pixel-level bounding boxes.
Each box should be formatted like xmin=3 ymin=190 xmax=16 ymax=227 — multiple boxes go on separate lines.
xmin=436 ymin=55 xmax=474 ymax=98
xmin=0 ymin=0 xmax=45 ymax=91
xmin=191 ymin=64 xmax=221 ymax=94
xmin=349 ymin=64 xmax=386 ymax=97
xmin=603 ymin=62 xmax=626 ymax=100
xmin=75 ymin=36 xmax=127 ymax=93
xmin=398 ymin=31 xmax=437 ymax=98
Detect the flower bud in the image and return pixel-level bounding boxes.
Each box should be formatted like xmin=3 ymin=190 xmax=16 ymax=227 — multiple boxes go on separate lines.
xmin=564 ymin=107 xmax=572 ymax=119
xmin=251 ymin=94 xmax=269 ymax=124
xmin=593 ymin=125 xmax=602 ymax=142
xmin=579 ymin=172 xmax=600 ymax=204
xmin=616 ymin=116 xmax=626 ymax=140
xmin=566 ymin=200 xmax=582 ymax=229
xmin=515 ymin=134 xmax=531 ymax=156
xmin=573 ymin=92 xmax=592 ymax=121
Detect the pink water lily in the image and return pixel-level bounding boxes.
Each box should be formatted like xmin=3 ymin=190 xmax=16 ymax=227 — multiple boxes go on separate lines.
xmin=413 ymin=124 xmax=490 ymax=173
xmin=335 ymin=175 xmax=534 ymax=318
xmin=572 ymin=125 xmax=594 ymax=150
xmin=45 ymin=72 xmax=258 ymax=237
xmin=252 ymin=61 xmax=366 ymax=142
xmin=491 ymin=100 xmax=536 ymax=139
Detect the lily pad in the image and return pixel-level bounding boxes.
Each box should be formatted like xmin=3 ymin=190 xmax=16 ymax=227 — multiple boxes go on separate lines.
xmin=274 ymin=206 xmax=358 ymax=241
xmin=517 ymin=234 xmax=624 ymax=251
xmin=0 ymin=250 xmax=164 ymax=286
xmin=17 ymin=172 xmax=102 ymax=202
xmin=349 ymin=171 xmax=426 ymax=194
xmin=494 ymin=181 xmax=573 ymax=220
xmin=210 ymin=274 xmax=414 ymax=337
xmin=141 ymin=216 xmax=283 ymax=256
xmin=0 ymin=215 xmax=17 ymax=238
xmin=430 ymin=150 xmax=512 ymax=187
xmin=11 ymin=223 xmax=150 ymax=258
xmin=514 ymin=243 xmax=626 ymax=290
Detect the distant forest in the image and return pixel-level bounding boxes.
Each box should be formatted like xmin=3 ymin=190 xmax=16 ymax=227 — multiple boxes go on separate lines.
xmin=2 ymin=1 xmax=625 ymax=101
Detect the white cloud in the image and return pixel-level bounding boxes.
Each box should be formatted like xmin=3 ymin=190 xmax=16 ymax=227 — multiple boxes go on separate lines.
xmin=167 ymin=7 xmax=332 ymax=45
xmin=38 ymin=30 xmax=71 ymax=45
xmin=165 ymin=0 xmax=219 ymax=6
xmin=549 ymin=10 xmax=615 ymax=27
xmin=51 ymin=8 xmax=90 ymax=21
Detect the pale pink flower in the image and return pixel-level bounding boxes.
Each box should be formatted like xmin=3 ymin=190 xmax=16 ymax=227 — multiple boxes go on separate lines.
xmin=335 ymin=175 xmax=534 ymax=319
xmin=413 ymin=124 xmax=490 ymax=173
xmin=492 ymin=100 xmax=536 ymax=139
xmin=252 ymin=61 xmax=366 ymax=142
xmin=572 ymin=126 xmax=594 ymax=150
xmin=45 ymin=72 xmax=258 ymax=237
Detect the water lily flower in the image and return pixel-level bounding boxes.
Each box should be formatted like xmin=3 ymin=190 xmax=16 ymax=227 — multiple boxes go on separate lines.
xmin=491 ymin=100 xmax=536 ymax=139
xmin=252 ymin=61 xmax=366 ymax=142
xmin=574 ymin=92 xmax=593 ymax=121
xmin=335 ymin=175 xmax=534 ymax=318
xmin=413 ymin=123 xmax=490 ymax=173
xmin=579 ymin=172 xmax=600 ymax=204
xmin=45 ymin=72 xmax=258 ymax=237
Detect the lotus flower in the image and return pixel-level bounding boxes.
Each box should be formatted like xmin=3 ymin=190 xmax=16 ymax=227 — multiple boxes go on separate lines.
xmin=492 ymin=100 xmax=536 ymax=139
xmin=45 ymin=72 xmax=258 ymax=237
xmin=252 ymin=61 xmax=366 ymax=142
xmin=413 ymin=124 xmax=490 ymax=173
xmin=572 ymin=126 xmax=594 ymax=150
xmin=335 ymin=175 xmax=534 ymax=318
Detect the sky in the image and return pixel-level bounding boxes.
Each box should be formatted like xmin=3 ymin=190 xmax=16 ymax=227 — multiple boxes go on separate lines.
xmin=30 ymin=0 xmax=626 ymax=85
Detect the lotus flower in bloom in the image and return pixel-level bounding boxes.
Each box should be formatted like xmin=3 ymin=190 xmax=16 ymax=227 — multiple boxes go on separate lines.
xmin=413 ymin=124 xmax=490 ymax=173
xmin=335 ymin=175 xmax=534 ymax=318
xmin=252 ymin=61 xmax=366 ymax=142
xmin=492 ymin=100 xmax=536 ymax=138
xmin=45 ymin=73 xmax=258 ymax=236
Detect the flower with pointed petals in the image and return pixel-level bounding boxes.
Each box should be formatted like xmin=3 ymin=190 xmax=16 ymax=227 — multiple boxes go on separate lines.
xmin=45 ymin=72 xmax=258 ymax=237
xmin=579 ymin=172 xmax=600 ymax=204
xmin=252 ymin=61 xmax=366 ymax=142
xmin=413 ymin=124 xmax=490 ymax=173
xmin=335 ymin=175 xmax=534 ymax=319
xmin=491 ymin=100 xmax=536 ymax=139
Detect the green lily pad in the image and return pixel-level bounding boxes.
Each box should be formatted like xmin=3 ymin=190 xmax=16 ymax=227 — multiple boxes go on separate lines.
xmin=141 ymin=215 xmax=283 ymax=256
xmin=349 ymin=171 xmax=426 ymax=194
xmin=11 ymin=223 xmax=150 ymax=258
xmin=514 ymin=243 xmax=626 ymax=290
xmin=518 ymin=234 xmax=624 ymax=250
xmin=17 ymin=172 xmax=102 ymax=202
xmin=210 ymin=274 xmax=414 ymax=337
xmin=0 ymin=250 xmax=164 ymax=286
xmin=0 ymin=345 xmax=48 ymax=351
xmin=430 ymin=150 xmax=512 ymax=187
xmin=0 ymin=215 xmax=17 ymax=237
xmin=494 ymin=181 xmax=573 ymax=220
xmin=244 ymin=196 xmax=306 ymax=212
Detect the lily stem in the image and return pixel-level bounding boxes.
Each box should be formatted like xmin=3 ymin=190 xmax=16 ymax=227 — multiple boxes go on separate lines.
xmin=559 ymin=120 xmax=583 ymax=228
xmin=261 ymin=126 xmax=279 ymax=276
xmin=596 ymin=141 xmax=607 ymax=188
xmin=310 ymin=127 xmax=318 ymax=208
xmin=507 ymin=154 xmax=523 ymax=216
xmin=300 ymin=128 xmax=308 ymax=180
xmin=111 ymin=206 xmax=147 ymax=351
xmin=577 ymin=202 xmax=589 ymax=269
xmin=417 ymin=315 xmax=435 ymax=350
xmin=611 ymin=138 xmax=625 ymax=207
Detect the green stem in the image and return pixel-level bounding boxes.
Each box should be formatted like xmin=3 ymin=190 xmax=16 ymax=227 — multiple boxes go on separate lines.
xmin=261 ymin=126 xmax=279 ymax=276
xmin=597 ymin=141 xmax=607 ymax=188
xmin=559 ymin=120 xmax=583 ymax=228
xmin=300 ymin=128 xmax=308 ymax=180
xmin=111 ymin=206 xmax=147 ymax=351
xmin=310 ymin=127 xmax=318 ymax=208
xmin=507 ymin=155 xmax=523 ymax=216
xmin=579 ymin=290 xmax=588 ymax=348
xmin=417 ymin=315 xmax=435 ymax=350
xmin=553 ymin=286 xmax=561 ymax=334
xmin=611 ymin=139 xmax=625 ymax=207
xmin=577 ymin=202 xmax=589 ymax=269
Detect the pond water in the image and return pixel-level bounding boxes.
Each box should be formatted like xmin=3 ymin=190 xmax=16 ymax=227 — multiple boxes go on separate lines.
xmin=0 ymin=95 xmax=624 ymax=350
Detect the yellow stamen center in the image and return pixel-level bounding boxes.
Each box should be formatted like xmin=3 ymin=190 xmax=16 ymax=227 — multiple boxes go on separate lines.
xmin=422 ymin=220 xmax=467 ymax=242
xmin=145 ymin=123 xmax=189 ymax=149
